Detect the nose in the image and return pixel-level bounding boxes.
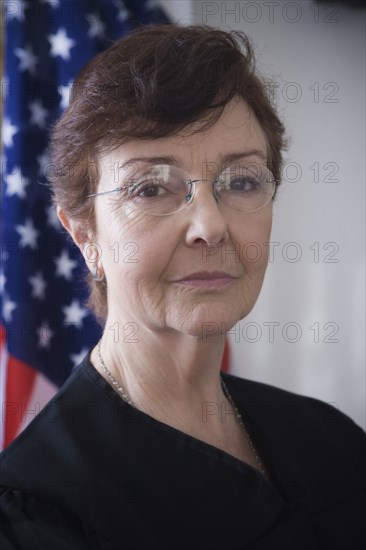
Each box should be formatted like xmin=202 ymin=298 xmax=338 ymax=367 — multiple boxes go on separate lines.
xmin=184 ymin=182 xmax=230 ymax=247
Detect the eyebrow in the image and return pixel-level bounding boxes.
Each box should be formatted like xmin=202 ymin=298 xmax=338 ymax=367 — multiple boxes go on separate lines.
xmin=119 ymin=149 xmax=267 ymax=170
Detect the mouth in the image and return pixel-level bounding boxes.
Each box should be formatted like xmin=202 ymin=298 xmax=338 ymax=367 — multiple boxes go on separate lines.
xmin=172 ymin=271 xmax=237 ymax=289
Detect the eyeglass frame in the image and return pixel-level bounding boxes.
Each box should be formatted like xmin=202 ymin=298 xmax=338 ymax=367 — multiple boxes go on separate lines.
xmin=85 ymin=162 xmax=277 ymax=216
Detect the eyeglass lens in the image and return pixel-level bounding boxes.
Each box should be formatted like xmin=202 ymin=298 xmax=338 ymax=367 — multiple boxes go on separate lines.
xmin=117 ymin=163 xmax=275 ymax=216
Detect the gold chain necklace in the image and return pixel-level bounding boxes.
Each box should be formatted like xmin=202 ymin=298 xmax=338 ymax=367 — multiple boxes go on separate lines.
xmin=97 ymin=340 xmax=267 ymax=477
xmin=220 ymin=376 xmax=266 ymax=476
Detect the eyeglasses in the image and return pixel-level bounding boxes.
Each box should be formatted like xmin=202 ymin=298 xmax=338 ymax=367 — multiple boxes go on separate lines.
xmin=86 ymin=163 xmax=276 ymax=216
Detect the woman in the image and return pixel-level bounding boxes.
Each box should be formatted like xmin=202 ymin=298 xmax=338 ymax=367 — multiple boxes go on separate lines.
xmin=0 ymin=24 xmax=364 ymax=550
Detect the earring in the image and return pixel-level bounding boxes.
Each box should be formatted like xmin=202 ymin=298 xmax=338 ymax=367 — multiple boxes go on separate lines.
xmin=90 ymin=265 xmax=104 ymax=282
xmin=83 ymin=242 xmax=104 ymax=281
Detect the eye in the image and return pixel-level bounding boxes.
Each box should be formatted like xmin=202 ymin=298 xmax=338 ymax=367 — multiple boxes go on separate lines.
xmin=217 ymin=175 xmax=260 ymax=194
xmin=229 ymin=176 xmax=260 ymax=192
xmin=128 ymin=179 xmax=168 ymax=199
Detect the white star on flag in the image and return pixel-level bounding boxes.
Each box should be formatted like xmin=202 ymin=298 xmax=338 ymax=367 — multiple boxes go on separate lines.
xmin=70 ymin=347 xmax=89 ymax=367
xmin=37 ymin=321 xmax=54 ymax=349
xmin=6 ymin=168 xmax=30 ymax=199
xmin=114 ymin=1 xmax=129 ymax=22
xmin=48 ymin=28 xmax=76 ymax=60
xmin=3 ymin=296 xmax=17 ymax=323
xmin=0 ymin=272 xmax=6 ymax=293
xmin=2 ymin=76 xmax=9 ymax=102
xmin=29 ymin=271 xmax=47 ymax=300
xmin=29 ymin=100 xmax=49 ymax=128
xmin=5 ymin=0 xmax=28 ymax=21
xmin=3 ymin=118 xmax=19 ymax=148
xmin=54 ymin=249 xmax=78 ymax=280
xmin=58 ymin=82 xmax=73 ymax=109
xmin=40 ymin=0 xmax=60 ymax=7
xmin=46 ymin=205 xmax=62 ymax=229
xmin=14 ymin=45 xmax=39 ymax=75
xmin=87 ymin=14 xmax=106 ymax=39
xmin=15 ymin=219 xmax=40 ymax=249
xmin=62 ymin=300 xmax=88 ymax=326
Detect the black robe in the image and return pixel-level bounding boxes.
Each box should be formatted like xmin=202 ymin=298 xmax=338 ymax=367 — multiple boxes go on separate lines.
xmin=0 ymin=350 xmax=365 ymax=549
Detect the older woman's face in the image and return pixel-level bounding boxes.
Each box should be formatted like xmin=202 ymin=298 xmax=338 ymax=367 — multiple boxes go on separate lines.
xmin=93 ymin=99 xmax=272 ymax=338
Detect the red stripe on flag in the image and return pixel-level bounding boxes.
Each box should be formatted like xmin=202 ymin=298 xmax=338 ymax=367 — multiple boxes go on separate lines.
xmin=1 ymin=337 xmax=37 ymax=449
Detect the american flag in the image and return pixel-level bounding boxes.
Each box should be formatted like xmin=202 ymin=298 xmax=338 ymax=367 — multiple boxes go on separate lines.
xmin=0 ymin=0 xmax=171 ymax=450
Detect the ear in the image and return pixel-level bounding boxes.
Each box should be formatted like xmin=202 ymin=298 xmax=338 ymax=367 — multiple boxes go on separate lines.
xmin=57 ymin=206 xmax=92 ymax=250
xmin=57 ymin=206 xmax=104 ymax=280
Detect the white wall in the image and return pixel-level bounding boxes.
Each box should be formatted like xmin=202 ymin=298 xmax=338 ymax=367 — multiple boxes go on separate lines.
xmin=192 ymin=0 xmax=365 ymax=429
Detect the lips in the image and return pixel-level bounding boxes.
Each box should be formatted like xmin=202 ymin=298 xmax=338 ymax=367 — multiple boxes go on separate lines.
xmin=173 ymin=271 xmax=237 ymax=288
xmin=176 ymin=271 xmax=235 ymax=281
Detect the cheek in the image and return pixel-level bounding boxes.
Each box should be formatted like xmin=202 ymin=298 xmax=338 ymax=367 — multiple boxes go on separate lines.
xmin=95 ymin=205 xmax=153 ymax=262
xmin=233 ymin=209 xmax=272 ymax=272
xmin=96 ymin=206 xmax=176 ymax=287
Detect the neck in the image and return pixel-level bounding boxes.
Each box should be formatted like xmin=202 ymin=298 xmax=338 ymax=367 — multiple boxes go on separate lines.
xmin=91 ymin=319 xmax=229 ymax=427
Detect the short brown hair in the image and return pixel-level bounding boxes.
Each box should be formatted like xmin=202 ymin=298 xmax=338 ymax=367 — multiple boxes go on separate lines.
xmin=49 ymin=23 xmax=287 ymax=324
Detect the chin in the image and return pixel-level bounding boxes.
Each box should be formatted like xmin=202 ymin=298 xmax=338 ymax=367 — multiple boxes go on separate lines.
xmin=168 ymin=303 xmax=244 ymax=341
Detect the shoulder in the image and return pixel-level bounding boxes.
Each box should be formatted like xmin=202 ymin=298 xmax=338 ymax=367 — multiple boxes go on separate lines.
xmin=0 ymin=352 xmax=116 ymax=548
xmin=223 ymin=370 xmax=364 ymax=426
xmin=0 ymin=362 xmax=84 ymax=472
xmin=223 ymin=372 xmax=366 ymax=514
xmin=223 ymin=372 xmax=365 ymax=461
xmin=0 ymin=350 xmax=105 ymax=501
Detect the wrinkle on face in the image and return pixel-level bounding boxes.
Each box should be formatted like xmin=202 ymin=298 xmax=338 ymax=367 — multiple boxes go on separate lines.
xmin=92 ymin=98 xmax=273 ymax=338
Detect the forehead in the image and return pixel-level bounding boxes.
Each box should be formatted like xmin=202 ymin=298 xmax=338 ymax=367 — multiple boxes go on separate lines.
xmin=99 ymin=99 xmax=268 ymax=178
